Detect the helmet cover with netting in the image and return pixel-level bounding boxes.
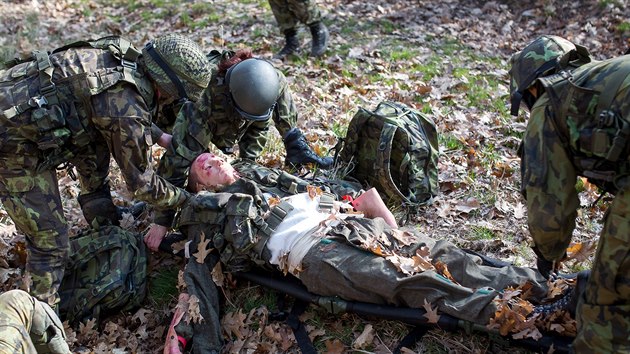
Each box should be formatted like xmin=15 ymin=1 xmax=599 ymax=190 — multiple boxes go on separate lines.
xmin=142 ymin=34 xmax=213 ymax=101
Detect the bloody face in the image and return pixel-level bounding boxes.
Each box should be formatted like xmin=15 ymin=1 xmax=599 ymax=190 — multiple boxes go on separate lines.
xmin=190 ymin=153 xmax=239 ymax=191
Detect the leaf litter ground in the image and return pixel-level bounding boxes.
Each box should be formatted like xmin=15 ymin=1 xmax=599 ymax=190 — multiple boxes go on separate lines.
xmin=0 ymin=0 xmax=628 ymax=352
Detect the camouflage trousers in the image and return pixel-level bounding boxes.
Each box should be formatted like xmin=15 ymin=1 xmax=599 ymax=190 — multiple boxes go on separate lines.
xmin=0 ymin=289 xmax=70 ymax=354
xmin=572 ymin=187 xmax=630 ymax=353
xmin=0 ymin=143 xmax=112 ymax=307
xmin=268 ymin=0 xmax=322 ymax=31
xmin=297 ymin=216 xmax=549 ymax=324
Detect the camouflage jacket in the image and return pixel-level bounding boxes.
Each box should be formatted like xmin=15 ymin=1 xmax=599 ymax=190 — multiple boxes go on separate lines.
xmin=153 ymin=68 xmax=298 ymax=225
xmin=0 ymin=44 xmax=189 ymax=210
xmin=520 ymin=54 xmax=630 ymax=261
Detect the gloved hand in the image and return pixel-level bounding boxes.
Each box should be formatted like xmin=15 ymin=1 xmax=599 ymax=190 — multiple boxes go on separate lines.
xmin=283 ymin=127 xmax=333 ymax=169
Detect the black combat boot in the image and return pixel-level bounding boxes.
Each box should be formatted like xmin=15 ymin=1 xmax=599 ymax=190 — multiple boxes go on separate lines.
xmin=274 ymin=29 xmax=300 ymax=60
xmin=309 ymin=21 xmax=329 ymax=57
xmin=533 ymin=270 xmax=590 ymax=317
xmin=77 ymin=185 xmax=121 ymax=227
xmin=78 ymin=185 xmax=148 ymax=227
xmin=283 ymin=127 xmax=333 ymax=169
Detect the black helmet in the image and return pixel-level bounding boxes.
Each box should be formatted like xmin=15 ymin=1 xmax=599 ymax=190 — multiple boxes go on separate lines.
xmin=142 ymin=34 xmax=213 ymax=102
xmin=226 ymin=58 xmax=280 ymax=121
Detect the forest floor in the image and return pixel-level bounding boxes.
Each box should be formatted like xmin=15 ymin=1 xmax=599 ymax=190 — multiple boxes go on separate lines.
xmin=0 ymin=0 xmax=629 ymax=353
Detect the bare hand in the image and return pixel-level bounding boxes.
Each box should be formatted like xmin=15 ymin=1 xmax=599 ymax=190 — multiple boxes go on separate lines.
xmin=144 ymin=223 xmax=169 ymax=252
xmin=157 ymin=133 xmax=173 ymax=148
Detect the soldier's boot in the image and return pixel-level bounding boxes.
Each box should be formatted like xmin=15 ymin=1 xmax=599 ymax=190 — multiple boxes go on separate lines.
xmin=309 ymin=21 xmax=329 ymax=57
xmin=274 ymin=29 xmax=300 ymax=60
xmin=283 ymin=127 xmax=333 ymax=169
xmin=533 ymin=270 xmax=590 ymax=317
xmin=77 ymin=185 xmax=121 ymax=227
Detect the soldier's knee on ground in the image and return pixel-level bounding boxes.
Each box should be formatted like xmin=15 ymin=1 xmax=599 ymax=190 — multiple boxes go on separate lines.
xmin=30 ymin=294 xmax=71 ymax=354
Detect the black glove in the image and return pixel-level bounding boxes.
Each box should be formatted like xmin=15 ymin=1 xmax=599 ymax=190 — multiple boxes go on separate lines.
xmin=283 ymin=128 xmax=333 ymax=169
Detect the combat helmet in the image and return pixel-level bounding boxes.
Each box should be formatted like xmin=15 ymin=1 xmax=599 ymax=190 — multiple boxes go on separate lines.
xmin=142 ymin=34 xmax=213 ymax=102
xmin=509 ymin=35 xmax=591 ymax=115
xmin=225 ymin=58 xmax=280 ymax=121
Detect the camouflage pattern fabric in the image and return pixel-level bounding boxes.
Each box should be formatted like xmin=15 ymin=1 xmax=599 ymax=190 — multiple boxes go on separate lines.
xmin=232 ymin=158 xmax=363 ymax=199
xmin=519 ymin=55 xmax=630 ymax=352
xmin=58 ymin=225 xmax=147 ymax=326
xmin=175 ymin=178 xmax=549 ymax=352
xmin=268 ymin=0 xmax=322 ymax=31
xmin=0 ymin=289 xmax=70 ymax=354
xmin=153 ymin=63 xmax=297 ymax=226
xmin=0 ymin=41 xmax=190 ymax=306
xmin=336 ymin=101 xmax=439 ymax=207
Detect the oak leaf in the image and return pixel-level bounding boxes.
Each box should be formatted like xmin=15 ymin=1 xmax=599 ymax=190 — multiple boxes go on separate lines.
xmin=193 ymin=232 xmax=213 ymax=264
xmin=187 ymin=295 xmax=204 ymax=324
xmin=422 ymin=299 xmax=440 ymax=323
xmin=565 ymin=241 xmax=597 ymax=263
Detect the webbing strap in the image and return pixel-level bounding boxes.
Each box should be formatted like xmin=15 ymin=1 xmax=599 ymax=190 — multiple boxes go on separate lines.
xmin=393 ymin=326 xmax=430 ymax=354
xmin=375 ymin=121 xmax=410 ymax=204
xmin=33 ymin=50 xmax=58 ymax=106
xmin=286 ymin=299 xmax=317 ymax=354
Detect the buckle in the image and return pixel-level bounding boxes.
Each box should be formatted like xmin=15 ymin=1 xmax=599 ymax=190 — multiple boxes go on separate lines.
xmin=121 ymin=58 xmax=137 ymax=70
xmin=28 ymin=95 xmax=48 ymax=108
xmin=39 ymin=83 xmax=56 ymax=96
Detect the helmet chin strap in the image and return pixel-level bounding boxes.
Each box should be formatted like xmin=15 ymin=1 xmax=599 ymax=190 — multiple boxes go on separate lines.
xmin=144 ymin=41 xmax=189 ymax=101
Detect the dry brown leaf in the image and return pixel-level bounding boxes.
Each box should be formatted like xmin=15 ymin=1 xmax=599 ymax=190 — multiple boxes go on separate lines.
xmin=307 ymin=185 xmax=323 ymax=199
xmin=324 ymin=339 xmax=345 ymax=354
xmin=434 ymin=260 xmax=460 ymax=285
xmin=390 ymin=229 xmax=415 ymax=246
xmin=193 ymin=232 xmax=213 ymax=264
xmin=131 ymin=308 xmax=151 ymax=324
xmin=177 ymin=269 xmax=187 ymax=291
xmin=422 ymin=299 xmax=440 ymax=323
xmin=352 ymin=324 xmax=374 ymax=349
xmin=565 ymin=241 xmax=597 ymax=263
xmin=211 ymin=262 xmax=224 ymax=287
xmin=187 ymin=295 xmax=204 ymax=324
xmin=222 ymin=309 xmax=247 ymax=340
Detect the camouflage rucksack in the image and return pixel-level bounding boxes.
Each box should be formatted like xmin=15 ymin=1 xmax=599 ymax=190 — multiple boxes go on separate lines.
xmin=335 ymin=101 xmax=439 ymax=207
xmin=58 ymin=225 xmax=147 ymax=326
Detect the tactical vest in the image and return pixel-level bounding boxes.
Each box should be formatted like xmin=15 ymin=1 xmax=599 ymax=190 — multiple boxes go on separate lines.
xmin=0 ymin=36 xmax=154 ymax=170
xmin=175 ymin=165 xmax=346 ymax=271
xmin=538 ymin=54 xmax=630 ymax=190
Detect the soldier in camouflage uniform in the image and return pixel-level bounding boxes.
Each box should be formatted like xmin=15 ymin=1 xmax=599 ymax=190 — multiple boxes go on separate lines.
xmin=267 ymin=0 xmax=329 ymax=59
xmin=160 ymin=153 xmax=551 ymax=353
xmin=146 ymin=49 xmax=334 ymax=247
xmin=0 ymin=34 xmax=213 ymax=307
xmin=510 ymin=35 xmax=630 ymax=353
xmin=0 ymin=289 xmax=70 ymax=354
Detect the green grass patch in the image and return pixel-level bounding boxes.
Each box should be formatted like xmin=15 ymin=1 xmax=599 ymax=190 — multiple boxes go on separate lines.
xmin=148 ymin=267 xmax=180 ymax=306
xmin=468 ymin=225 xmax=496 ymax=241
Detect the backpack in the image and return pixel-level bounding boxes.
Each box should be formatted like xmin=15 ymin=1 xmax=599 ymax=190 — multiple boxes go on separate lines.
xmin=58 ymin=225 xmax=148 ymax=326
xmin=335 ymin=101 xmax=439 ymax=207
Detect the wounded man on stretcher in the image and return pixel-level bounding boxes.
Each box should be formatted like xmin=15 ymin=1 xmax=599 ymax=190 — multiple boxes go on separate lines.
xmin=149 ymin=153 xmax=582 ymax=353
